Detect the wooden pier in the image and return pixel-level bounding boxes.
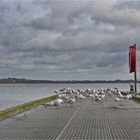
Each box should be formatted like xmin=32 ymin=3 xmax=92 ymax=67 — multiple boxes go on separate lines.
xmin=0 ymin=96 xmax=140 ymax=139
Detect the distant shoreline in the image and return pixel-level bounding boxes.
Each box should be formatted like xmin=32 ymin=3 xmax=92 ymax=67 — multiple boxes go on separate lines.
xmin=0 ymin=78 xmax=138 ymax=84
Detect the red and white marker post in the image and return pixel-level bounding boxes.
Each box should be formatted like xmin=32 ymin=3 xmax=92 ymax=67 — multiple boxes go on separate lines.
xmin=129 ymin=44 xmax=137 ymax=92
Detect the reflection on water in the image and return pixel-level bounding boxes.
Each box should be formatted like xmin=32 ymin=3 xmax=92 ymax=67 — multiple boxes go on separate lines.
xmin=0 ymin=83 xmax=139 ymax=109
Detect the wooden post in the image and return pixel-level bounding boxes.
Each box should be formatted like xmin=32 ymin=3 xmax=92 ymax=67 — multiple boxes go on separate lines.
xmin=134 ymin=44 xmax=137 ymax=92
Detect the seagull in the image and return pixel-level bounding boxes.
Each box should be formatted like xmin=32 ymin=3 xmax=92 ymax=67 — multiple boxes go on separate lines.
xmin=68 ymin=98 xmax=76 ymax=104
xmin=43 ymin=101 xmax=54 ymax=107
xmin=55 ymin=98 xmax=63 ymax=104
xmin=114 ymin=97 xmax=120 ymax=102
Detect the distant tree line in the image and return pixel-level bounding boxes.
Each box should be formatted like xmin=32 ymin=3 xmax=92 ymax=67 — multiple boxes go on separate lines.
xmin=0 ymin=78 xmax=139 ymax=84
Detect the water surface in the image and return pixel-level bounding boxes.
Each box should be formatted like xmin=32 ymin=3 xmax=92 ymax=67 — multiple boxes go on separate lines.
xmin=0 ymin=83 xmax=139 ymax=109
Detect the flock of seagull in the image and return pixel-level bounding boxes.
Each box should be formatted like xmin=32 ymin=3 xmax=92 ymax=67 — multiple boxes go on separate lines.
xmin=43 ymin=87 xmax=132 ymax=107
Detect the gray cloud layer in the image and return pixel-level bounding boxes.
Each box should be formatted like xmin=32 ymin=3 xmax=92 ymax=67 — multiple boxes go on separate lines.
xmin=0 ymin=0 xmax=139 ymax=80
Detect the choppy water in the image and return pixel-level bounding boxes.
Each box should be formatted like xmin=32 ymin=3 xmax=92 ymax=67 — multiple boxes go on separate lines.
xmin=0 ymin=83 xmax=139 ymax=109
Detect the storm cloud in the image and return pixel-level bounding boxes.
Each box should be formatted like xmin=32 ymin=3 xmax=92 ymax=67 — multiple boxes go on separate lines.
xmin=0 ymin=0 xmax=139 ymax=80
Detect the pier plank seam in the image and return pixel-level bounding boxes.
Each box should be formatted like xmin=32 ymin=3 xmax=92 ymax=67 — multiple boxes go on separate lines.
xmin=55 ymin=106 xmax=80 ymax=140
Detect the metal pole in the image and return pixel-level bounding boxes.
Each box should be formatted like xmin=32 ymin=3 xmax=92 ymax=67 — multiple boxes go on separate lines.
xmin=134 ymin=44 xmax=137 ymax=92
xmin=134 ymin=67 xmax=137 ymax=92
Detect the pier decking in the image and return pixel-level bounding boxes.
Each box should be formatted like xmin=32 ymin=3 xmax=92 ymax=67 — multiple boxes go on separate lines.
xmin=0 ymin=96 xmax=140 ymax=140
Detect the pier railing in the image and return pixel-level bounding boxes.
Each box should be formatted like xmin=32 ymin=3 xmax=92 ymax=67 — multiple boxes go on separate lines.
xmin=121 ymin=91 xmax=140 ymax=102
xmin=0 ymin=95 xmax=57 ymax=120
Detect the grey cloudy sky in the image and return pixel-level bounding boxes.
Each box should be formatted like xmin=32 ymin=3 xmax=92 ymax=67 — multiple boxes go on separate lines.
xmin=0 ymin=0 xmax=139 ymax=80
